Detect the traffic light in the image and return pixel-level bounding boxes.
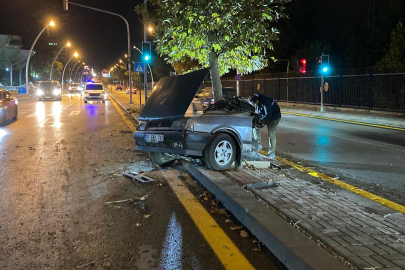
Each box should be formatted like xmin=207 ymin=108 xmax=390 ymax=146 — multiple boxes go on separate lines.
xmin=142 ymin=41 xmax=151 ymax=64
xmin=298 ymin=59 xmax=306 ymax=73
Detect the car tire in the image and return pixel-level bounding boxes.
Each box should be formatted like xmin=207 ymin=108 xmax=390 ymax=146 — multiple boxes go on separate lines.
xmin=84 ymin=99 xmax=88 ymax=103
xmin=12 ymin=107 xmax=18 ymax=121
xmin=150 ymin=152 xmax=176 ymax=167
xmin=1 ymin=111 xmax=6 ymax=126
xmin=203 ymin=133 xmax=236 ymax=171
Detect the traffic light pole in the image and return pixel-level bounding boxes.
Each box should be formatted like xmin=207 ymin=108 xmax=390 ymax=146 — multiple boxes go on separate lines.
xmin=320 ymin=73 xmax=324 ymax=112
xmin=143 ymin=0 xmax=148 ymax=103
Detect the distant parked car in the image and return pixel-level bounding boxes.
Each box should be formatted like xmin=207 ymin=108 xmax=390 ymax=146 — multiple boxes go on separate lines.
xmin=192 ymin=86 xmax=236 ymax=113
xmin=126 ymin=87 xmax=137 ymax=94
xmin=116 ymin=84 xmax=123 ymax=91
xmin=0 ymin=89 xmax=18 ymax=125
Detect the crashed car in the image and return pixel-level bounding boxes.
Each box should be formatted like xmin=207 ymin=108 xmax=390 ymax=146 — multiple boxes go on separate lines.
xmin=133 ymin=68 xmax=260 ymax=171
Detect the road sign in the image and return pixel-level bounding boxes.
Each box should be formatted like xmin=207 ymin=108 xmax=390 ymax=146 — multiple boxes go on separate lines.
xmin=324 ymin=82 xmax=329 ymax=92
xmin=134 ymin=62 xmax=145 ymax=73
xmin=235 ymin=74 xmax=242 ymax=81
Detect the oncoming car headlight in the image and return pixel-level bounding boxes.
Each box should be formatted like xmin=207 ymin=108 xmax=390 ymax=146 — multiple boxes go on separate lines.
xmin=53 ymin=89 xmax=61 ymax=95
xmin=37 ymin=89 xmax=44 ymax=96
xmin=69 ymin=87 xmax=72 ymax=90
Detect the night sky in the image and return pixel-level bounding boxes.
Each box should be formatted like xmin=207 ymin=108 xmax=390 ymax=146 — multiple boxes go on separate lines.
xmin=1 ymin=0 xmax=404 ymax=73
xmin=1 ymin=0 xmax=145 ymax=72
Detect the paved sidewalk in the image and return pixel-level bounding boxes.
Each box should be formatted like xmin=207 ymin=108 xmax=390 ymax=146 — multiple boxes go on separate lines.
xmin=187 ymin=162 xmax=405 ymax=270
xmin=278 ymin=103 xmax=405 ymax=129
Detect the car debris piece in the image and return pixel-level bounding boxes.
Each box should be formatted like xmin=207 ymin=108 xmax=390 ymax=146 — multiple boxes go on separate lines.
xmin=143 ymin=214 xmax=151 ymax=219
xmin=245 ymin=160 xmax=271 ymax=169
xmin=230 ymin=225 xmax=244 ymax=231
xmin=246 ymin=181 xmax=280 ymax=190
xmin=240 ymin=230 xmax=249 ymax=238
xmin=136 ymin=202 xmax=147 ymax=210
xmin=123 ymin=172 xmax=155 ymax=184
xmin=105 ymin=199 xmax=134 ymax=205
xmin=135 ymin=223 xmax=141 ymax=228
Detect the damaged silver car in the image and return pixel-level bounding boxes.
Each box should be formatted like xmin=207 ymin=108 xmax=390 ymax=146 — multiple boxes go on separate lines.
xmin=133 ymin=68 xmax=261 ymax=171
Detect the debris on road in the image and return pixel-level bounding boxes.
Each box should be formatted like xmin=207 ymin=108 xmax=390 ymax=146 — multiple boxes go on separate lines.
xmin=135 ymin=223 xmax=141 ymax=228
xmin=240 ymin=230 xmax=249 ymax=238
xmin=246 ymin=181 xmax=280 ymax=190
xmin=143 ymin=214 xmax=151 ymax=219
xmin=105 ymin=199 xmax=134 ymax=205
xmin=230 ymin=225 xmax=244 ymax=231
xmin=123 ymin=172 xmax=155 ymax=184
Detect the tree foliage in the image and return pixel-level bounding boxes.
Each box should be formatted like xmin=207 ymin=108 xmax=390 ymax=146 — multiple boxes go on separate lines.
xmin=377 ymin=22 xmax=405 ymax=71
xmin=137 ymin=0 xmax=289 ymax=100
xmin=142 ymin=0 xmax=289 ymax=75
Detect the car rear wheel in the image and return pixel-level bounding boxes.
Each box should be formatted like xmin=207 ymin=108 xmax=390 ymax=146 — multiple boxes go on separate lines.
xmin=150 ymin=152 xmax=176 ymax=167
xmin=203 ymin=133 xmax=236 ymax=171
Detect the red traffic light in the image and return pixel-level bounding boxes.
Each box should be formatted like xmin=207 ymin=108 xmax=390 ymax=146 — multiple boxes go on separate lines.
xmin=298 ymin=59 xmax=307 ymax=74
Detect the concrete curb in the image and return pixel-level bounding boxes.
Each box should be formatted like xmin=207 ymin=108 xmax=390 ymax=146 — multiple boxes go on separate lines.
xmin=184 ymin=162 xmax=349 ymax=270
xmin=107 ymin=91 xmax=139 ymax=123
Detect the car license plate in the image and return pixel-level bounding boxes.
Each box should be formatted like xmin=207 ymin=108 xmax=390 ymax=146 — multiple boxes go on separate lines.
xmin=145 ymin=134 xmax=164 ymax=143
xmin=45 ymin=96 xmax=51 ymax=98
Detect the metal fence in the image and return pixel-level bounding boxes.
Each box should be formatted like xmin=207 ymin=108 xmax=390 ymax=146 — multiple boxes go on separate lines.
xmin=205 ymin=68 xmax=405 ymax=111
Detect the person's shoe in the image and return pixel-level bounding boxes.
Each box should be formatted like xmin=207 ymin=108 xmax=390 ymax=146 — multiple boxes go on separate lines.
xmin=258 ymin=144 xmax=263 ymax=150
xmin=268 ymin=152 xmax=276 ymax=159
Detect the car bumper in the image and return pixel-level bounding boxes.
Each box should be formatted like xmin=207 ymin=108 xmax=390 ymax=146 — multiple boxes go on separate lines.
xmin=133 ymin=130 xmax=212 ymax=156
xmin=85 ymin=95 xmax=105 ymax=100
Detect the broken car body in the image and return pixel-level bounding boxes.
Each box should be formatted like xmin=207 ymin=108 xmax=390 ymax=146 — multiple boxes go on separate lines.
xmin=133 ymin=69 xmax=260 ymax=170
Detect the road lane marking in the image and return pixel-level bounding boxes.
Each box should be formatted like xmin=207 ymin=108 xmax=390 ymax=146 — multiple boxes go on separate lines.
xmin=276 ymin=156 xmax=405 ymax=215
xmin=68 ymin=110 xmax=81 ymax=116
xmin=282 ymin=111 xmax=405 ymax=131
xmin=109 ymin=96 xmax=137 ymax=131
xmin=166 ymin=172 xmax=255 ymax=270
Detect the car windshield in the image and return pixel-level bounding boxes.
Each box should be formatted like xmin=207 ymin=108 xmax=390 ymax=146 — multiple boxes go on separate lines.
xmin=71 ymin=83 xmax=80 ymax=86
xmin=86 ymin=84 xmax=103 ymax=90
xmin=39 ymin=82 xmax=59 ymax=89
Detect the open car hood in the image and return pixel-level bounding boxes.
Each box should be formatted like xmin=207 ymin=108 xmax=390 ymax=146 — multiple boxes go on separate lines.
xmin=139 ymin=68 xmax=210 ymax=122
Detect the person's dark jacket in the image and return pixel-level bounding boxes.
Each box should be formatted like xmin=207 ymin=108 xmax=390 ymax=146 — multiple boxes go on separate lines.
xmin=253 ymin=93 xmax=281 ymax=121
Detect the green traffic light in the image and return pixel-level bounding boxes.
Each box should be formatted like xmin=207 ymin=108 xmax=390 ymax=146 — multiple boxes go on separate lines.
xmin=144 ymin=55 xmax=150 ymax=61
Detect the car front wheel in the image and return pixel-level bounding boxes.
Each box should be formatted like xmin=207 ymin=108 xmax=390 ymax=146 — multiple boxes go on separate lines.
xmin=150 ymin=152 xmax=176 ymax=167
xmin=12 ymin=107 xmax=17 ymax=120
xmin=203 ymin=133 xmax=236 ymax=171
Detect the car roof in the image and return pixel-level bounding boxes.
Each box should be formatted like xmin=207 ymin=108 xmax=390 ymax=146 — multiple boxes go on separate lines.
xmin=86 ymin=82 xmax=103 ymax=85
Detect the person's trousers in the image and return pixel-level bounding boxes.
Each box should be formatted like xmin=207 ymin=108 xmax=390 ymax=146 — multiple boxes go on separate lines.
xmin=253 ymin=117 xmax=281 ymax=154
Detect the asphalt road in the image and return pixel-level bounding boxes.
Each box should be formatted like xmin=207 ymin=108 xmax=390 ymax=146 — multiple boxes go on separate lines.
xmin=261 ymin=114 xmax=405 ymax=204
xmin=0 ymin=93 xmax=280 ymax=270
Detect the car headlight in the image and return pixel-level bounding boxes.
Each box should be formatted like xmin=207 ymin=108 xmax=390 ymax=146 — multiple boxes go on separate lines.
xmin=78 ymin=87 xmax=83 ymax=90
xmin=69 ymin=87 xmax=72 ymax=90
xmin=104 ymin=93 xmax=108 ymax=99
xmin=53 ymin=89 xmax=61 ymax=95
xmin=185 ymin=119 xmax=194 ymax=131
xmin=137 ymin=121 xmax=147 ymax=131
xmin=37 ymin=89 xmax=44 ymax=96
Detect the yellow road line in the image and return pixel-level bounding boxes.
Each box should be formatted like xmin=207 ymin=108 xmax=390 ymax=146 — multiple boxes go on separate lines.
xmin=282 ymin=111 xmax=405 ymax=131
xmin=276 ymin=156 xmax=405 ymax=215
xmin=109 ymin=96 xmax=137 ymax=131
xmin=166 ymin=173 xmax=255 ymax=270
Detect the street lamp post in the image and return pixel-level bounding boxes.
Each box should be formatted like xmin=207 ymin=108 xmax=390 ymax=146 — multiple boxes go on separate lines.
xmin=143 ymin=0 xmax=148 ymax=103
xmin=50 ymin=42 xmax=71 ymax=80
xmin=274 ymin=59 xmax=290 ymax=103
xmin=61 ymin=52 xmax=78 ymax=91
xmin=70 ymin=60 xmax=81 ymax=82
xmin=64 ymin=1 xmax=132 ymax=103
xmin=75 ymin=63 xmax=85 ymax=82
xmin=26 ymin=20 xmax=55 ymax=94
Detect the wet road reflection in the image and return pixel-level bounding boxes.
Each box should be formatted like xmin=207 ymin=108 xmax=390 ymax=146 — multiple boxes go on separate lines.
xmin=160 ymin=213 xmax=183 ymax=270
xmin=0 ymin=128 xmax=7 ymax=142
xmin=52 ymin=102 xmax=62 ymax=128
xmin=35 ymin=102 xmax=46 ymax=126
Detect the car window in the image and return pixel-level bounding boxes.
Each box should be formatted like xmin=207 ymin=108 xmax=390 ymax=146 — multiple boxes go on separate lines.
xmin=86 ymin=84 xmax=103 ymax=90
xmin=39 ymin=82 xmax=59 ymax=89
xmin=5 ymin=92 xmax=11 ymax=100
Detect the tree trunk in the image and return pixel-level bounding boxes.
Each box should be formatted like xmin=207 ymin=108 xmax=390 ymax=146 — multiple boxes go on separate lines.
xmin=209 ymin=51 xmax=223 ymax=101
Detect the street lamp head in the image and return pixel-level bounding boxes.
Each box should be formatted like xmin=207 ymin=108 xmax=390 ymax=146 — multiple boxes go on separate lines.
xmin=5 ymin=68 xmax=9 ymax=71
xmin=74 ymin=52 xmax=79 ymax=58
xmin=119 ymin=59 xmax=123 ymax=63
xmin=148 ymin=26 xmax=153 ymax=33
xmin=67 ymin=42 xmax=71 ymax=47
xmin=125 ymin=54 xmax=128 ymax=58
xmin=49 ymin=21 xmax=55 ymax=27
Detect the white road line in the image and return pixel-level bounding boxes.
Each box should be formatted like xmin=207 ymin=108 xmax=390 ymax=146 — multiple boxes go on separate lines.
xmin=68 ymin=110 xmax=81 ymax=116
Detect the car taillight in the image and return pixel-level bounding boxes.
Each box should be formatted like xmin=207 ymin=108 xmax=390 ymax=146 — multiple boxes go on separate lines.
xmin=210 ymin=99 xmax=215 ymax=105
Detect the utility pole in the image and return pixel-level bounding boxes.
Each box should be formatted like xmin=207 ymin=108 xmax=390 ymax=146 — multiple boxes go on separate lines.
xmin=143 ymin=0 xmax=148 ymax=103
xmin=320 ymin=53 xmax=329 ymax=112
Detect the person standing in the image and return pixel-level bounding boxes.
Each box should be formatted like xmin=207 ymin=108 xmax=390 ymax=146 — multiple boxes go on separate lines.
xmin=249 ymin=93 xmax=282 ymax=159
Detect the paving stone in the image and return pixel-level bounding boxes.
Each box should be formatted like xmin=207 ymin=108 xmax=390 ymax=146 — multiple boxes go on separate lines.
xmin=378 ymin=244 xmax=400 ymax=254
xmin=382 ymin=254 xmax=405 ymax=260
xmin=366 ymin=245 xmax=389 ymax=256
xmin=341 ymin=235 xmax=363 ymax=245
xmin=371 ymin=255 xmax=397 ymax=267
xmin=360 ymin=256 xmax=384 ymax=269
xmin=331 ymin=236 xmax=351 ymax=246
xmin=320 ymin=236 xmax=340 ymax=247
xmin=392 ymin=260 xmax=405 ymax=266
xmin=353 ymin=235 xmax=382 ymax=245
xmin=346 ymin=255 xmax=373 ymax=269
